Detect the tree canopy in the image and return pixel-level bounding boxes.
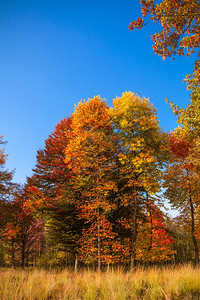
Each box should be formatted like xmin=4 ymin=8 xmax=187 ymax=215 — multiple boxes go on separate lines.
xmin=129 ymin=0 xmax=200 ymax=59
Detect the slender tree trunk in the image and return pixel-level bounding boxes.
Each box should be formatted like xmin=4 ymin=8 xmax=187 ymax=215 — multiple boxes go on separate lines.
xmin=11 ymin=241 xmax=15 ymax=266
xmin=148 ymin=210 xmax=153 ymax=251
xmin=130 ymin=203 xmax=138 ymax=269
xmin=65 ymin=251 xmax=68 ymax=268
xmin=21 ymin=241 xmax=25 ymax=268
xmin=107 ymin=262 xmax=110 ymax=272
xmin=146 ymin=193 xmax=153 ymax=251
xmin=96 ymin=172 xmax=101 ymax=272
xmin=189 ymin=192 xmax=199 ymax=265
xmin=97 ymin=207 xmax=101 ymax=271
xmin=74 ymin=255 xmax=78 ymax=273
xmin=34 ymin=255 xmax=37 ymax=267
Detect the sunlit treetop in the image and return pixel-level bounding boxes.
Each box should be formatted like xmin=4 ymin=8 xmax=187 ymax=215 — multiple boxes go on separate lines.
xmin=129 ymin=0 xmax=200 ymax=59
xmin=111 ymin=91 xmax=158 ymax=125
xmin=72 ymin=96 xmax=111 ymax=132
xmin=27 ymin=117 xmax=72 ymax=194
xmin=110 ymin=92 xmax=169 ymax=194
xmin=65 ymin=96 xmax=116 ymax=172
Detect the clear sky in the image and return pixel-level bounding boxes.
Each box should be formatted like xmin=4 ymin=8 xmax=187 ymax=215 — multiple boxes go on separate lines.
xmin=0 ymin=0 xmax=197 ymax=185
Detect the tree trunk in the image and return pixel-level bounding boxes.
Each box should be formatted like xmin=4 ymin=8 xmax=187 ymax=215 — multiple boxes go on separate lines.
xmin=97 ymin=211 xmax=101 ymax=272
xmin=21 ymin=241 xmax=25 ymax=268
xmin=74 ymin=255 xmax=78 ymax=273
xmin=189 ymin=192 xmax=199 ymax=266
xmin=146 ymin=193 xmax=153 ymax=251
xmin=130 ymin=203 xmax=138 ymax=269
xmin=11 ymin=241 xmax=15 ymax=266
xmin=148 ymin=210 xmax=153 ymax=251
xmin=107 ymin=262 xmax=110 ymax=272
xmin=96 ymin=174 xmax=101 ymax=272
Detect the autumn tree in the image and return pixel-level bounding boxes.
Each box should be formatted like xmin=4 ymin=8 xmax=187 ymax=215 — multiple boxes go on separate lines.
xmin=3 ymin=188 xmax=44 ymax=268
xmin=130 ymin=0 xmax=200 ymax=164
xmin=0 ymin=136 xmax=15 ymax=265
xmin=130 ymin=4 xmax=200 ymax=249
xmin=110 ymin=92 xmax=169 ymax=268
xmin=27 ymin=117 xmax=72 ymax=197
xmin=27 ymin=118 xmax=82 ymax=267
xmin=0 ymin=136 xmax=14 ymax=201
xmin=167 ymin=62 xmax=200 ymax=178
xmin=163 ymin=131 xmax=200 ymax=265
xmin=65 ymin=96 xmax=120 ymax=271
xmin=25 ymin=185 xmax=82 ymax=268
xmin=129 ymin=0 xmax=200 ymax=60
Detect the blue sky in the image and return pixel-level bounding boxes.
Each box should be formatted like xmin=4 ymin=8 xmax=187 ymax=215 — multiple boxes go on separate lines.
xmin=0 ymin=0 xmax=196 ymax=186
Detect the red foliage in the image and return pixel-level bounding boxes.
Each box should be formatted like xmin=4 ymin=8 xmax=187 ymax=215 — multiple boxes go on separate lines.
xmin=28 ymin=117 xmax=72 ymax=194
xmin=3 ymin=189 xmax=44 ymax=267
xmin=169 ymin=132 xmax=192 ymax=159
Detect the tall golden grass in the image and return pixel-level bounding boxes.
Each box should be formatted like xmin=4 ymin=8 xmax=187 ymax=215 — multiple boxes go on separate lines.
xmin=0 ymin=264 xmax=200 ymax=299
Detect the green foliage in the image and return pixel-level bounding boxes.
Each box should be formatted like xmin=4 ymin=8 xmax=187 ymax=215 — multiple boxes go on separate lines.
xmin=0 ymin=136 xmax=14 ymax=201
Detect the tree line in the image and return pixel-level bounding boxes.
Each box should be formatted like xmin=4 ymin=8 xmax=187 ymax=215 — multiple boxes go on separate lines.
xmin=0 ymin=91 xmax=199 ymax=270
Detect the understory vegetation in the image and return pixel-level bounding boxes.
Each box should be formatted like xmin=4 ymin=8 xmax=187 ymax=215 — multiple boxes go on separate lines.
xmin=1 ymin=265 xmax=200 ymax=300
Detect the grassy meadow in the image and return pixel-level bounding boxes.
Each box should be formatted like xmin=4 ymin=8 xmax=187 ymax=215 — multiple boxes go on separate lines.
xmin=0 ymin=264 xmax=200 ymax=299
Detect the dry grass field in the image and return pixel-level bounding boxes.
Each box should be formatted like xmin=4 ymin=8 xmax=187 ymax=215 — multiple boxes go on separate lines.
xmin=0 ymin=264 xmax=200 ymax=299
